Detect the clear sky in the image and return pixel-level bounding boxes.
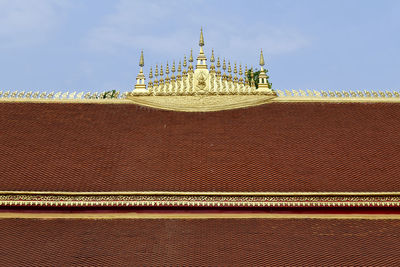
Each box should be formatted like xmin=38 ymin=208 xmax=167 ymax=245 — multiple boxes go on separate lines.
xmin=1 ymin=0 xmax=399 ymax=92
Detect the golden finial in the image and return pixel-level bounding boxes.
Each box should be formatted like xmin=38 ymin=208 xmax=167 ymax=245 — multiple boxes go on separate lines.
xmin=183 ymin=56 xmax=187 ymax=67
xmin=228 ymin=61 xmax=232 ymax=73
xmin=260 ymin=49 xmax=265 ymax=67
xmin=234 ymin=62 xmax=237 ymax=74
xmin=149 ymin=67 xmax=153 ymax=79
xmin=239 ymin=64 xmax=243 ymax=76
xmin=223 ymin=58 xmax=226 ymax=71
xmin=189 ymin=49 xmax=193 ymax=62
xmin=172 ymin=61 xmax=176 ymax=73
xmin=199 ymin=27 xmax=205 ymax=47
xmin=210 ymin=49 xmax=215 ymax=62
xmin=139 ymin=50 xmax=144 ymax=67
xmin=160 ymin=64 xmax=164 ymax=76
xmin=217 ymin=57 xmax=221 ymax=68
xmin=245 ymin=65 xmax=248 ymax=74
xmin=155 ymin=64 xmax=159 ymax=77
xmin=166 ymin=62 xmax=170 ymax=75
xmin=178 ymin=61 xmax=182 ymax=73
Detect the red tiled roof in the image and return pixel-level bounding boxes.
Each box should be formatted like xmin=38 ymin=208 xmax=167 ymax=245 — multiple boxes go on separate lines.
xmin=1 ymin=218 xmax=400 ymax=266
xmin=1 ymin=102 xmax=400 ymax=192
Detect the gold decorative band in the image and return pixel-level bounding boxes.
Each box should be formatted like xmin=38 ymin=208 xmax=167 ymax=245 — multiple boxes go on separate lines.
xmin=1 ymin=213 xmax=400 ymax=220
xmin=1 ymin=192 xmax=400 ymax=208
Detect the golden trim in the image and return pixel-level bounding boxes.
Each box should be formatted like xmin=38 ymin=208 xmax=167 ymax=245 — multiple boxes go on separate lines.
xmin=0 ymin=212 xmax=400 ymax=220
xmin=1 ymin=191 xmax=400 ymax=208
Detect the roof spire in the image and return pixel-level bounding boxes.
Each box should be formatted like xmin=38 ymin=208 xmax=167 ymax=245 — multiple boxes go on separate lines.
xmin=259 ymin=49 xmax=265 ymax=70
xmin=139 ymin=50 xmax=144 ymax=67
xmin=210 ymin=49 xmax=215 ymax=62
xmin=189 ymin=49 xmax=193 ymax=62
xmin=199 ymin=27 xmax=205 ymax=47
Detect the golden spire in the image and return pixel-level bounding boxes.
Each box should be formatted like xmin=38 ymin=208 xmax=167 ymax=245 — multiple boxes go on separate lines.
xmin=210 ymin=49 xmax=215 ymax=62
xmin=217 ymin=57 xmax=221 ymax=68
xmin=172 ymin=61 xmax=176 ymax=73
xmin=260 ymin=49 xmax=265 ymax=69
xmin=166 ymin=62 xmax=170 ymax=75
xmin=178 ymin=61 xmax=182 ymax=73
xmin=239 ymin=64 xmax=243 ymax=76
xmin=245 ymin=65 xmax=248 ymax=75
xmin=228 ymin=61 xmax=232 ymax=73
xmin=183 ymin=56 xmax=187 ymax=68
xmin=234 ymin=62 xmax=237 ymax=74
xmin=149 ymin=67 xmax=153 ymax=79
xmin=223 ymin=58 xmax=226 ymax=71
xmin=189 ymin=49 xmax=193 ymax=62
xmin=155 ymin=64 xmax=159 ymax=77
xmin=160 ymin=64 xmax=164 ymax=76
xmin=199 ymin=27 xmax=204 ymax=47
xmin=139 ymin=50 xmax=144 ymax=67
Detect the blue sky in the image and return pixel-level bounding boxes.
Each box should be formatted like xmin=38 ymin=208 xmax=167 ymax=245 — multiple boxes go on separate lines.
xmin=1 ymin=0 xmax=399 ymax=92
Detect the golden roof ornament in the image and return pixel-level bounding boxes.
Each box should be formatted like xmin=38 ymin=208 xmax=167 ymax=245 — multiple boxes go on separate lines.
xmin=199 ymin=27 xmax=205 ymax=47
xmin=189 ymin=49 xmax=193 ymax=62
xmin=139 ymin=50 xmax=144 ymax=67
xmin=130 ymin=29 xmax=276 ymax=111
xmin=134 ymin=50 xmax=146 ymax=91
xmin=183 ymin=56 xmax=187 ymax=68
xmin=259 ymin=49 xmax=265 ymax=70
xmin=210 ymin=49 xmax=215 ymax=62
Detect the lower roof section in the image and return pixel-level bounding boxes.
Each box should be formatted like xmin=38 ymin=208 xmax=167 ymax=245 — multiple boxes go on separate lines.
xmin=1 ymin=102 xmax=400 ymax=192
xmin=1 ymin=215 xmax=400 ymax=266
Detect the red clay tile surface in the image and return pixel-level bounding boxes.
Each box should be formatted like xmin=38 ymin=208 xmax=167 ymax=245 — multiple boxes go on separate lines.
xmin=0 ymin=218 xmax=400 ymax=266
xmin=1 ymin=102 xmax=400 ymax=192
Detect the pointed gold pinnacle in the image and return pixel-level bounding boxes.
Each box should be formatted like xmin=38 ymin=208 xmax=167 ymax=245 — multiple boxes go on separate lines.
xmin=199 ymin=27 xmax=204 ymax=47
xmin=228 ymin=61 xmax=232 ymax=73
xmin=234 ymin=62 xmax=237 ymax=74
xmin=149 ymin=67 xmax=153 ymax=79
xmin=172 ymin=61 xmax=176 ymax=73
xmin=189 ymin=49 xmax=193 ymax=62
xmin=160 ymin=64 xmax=164 ymax=76
xmin=260 ymin=49 xmax=265 ymax=66
xmin=139 ymin=50 xmax=144 ymax=67
xmin=210 ymin=49 xmax=215 ymax=62
xmin=166 ymin=62 xmax=170 ymax=75
xmin=223 ymin=58 xmax=226 ymax=70
xmin=217 ymin=57 xmax=221 ymax=68
xmin=155 ymin=64 xmax=158 ymax=77
xmin=183 ymin=56 xmax=187 ymax=67
xmin=239 ymin=64 xmax=243 ymax=76
xmin=178 ymin=61 xmax=182 ymax=72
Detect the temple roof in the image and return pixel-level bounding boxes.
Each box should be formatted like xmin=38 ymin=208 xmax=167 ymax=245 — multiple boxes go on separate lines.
xmin=1 ymin=101 xmax=400 ymax=192
xmin=1 ymin=217 xmax=400 ymax=266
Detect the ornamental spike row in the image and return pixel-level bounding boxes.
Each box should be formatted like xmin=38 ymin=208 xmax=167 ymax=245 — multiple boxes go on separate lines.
xmin=1 ymin=89 xmax=400 ymax=99
xmin=0 ymin=90 xmax=129 ymax=100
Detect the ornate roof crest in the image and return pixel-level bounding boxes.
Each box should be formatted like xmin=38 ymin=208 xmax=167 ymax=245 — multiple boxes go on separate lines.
xmin=129 ymin=29 xmax=277 ymax=112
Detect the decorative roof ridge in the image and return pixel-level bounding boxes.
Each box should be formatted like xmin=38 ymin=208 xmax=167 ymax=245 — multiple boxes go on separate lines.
xmin=276 ymin=89 xmax=400 ymax=99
